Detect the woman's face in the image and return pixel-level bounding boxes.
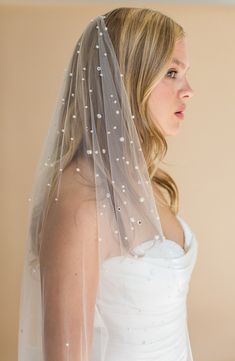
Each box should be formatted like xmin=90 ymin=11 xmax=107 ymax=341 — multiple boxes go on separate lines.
xmin=147 ymin=37 xmax=194 ymax=137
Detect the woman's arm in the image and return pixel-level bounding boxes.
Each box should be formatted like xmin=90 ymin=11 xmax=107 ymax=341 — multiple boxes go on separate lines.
xmin=39 ymin=188 xmax=99 ymax=361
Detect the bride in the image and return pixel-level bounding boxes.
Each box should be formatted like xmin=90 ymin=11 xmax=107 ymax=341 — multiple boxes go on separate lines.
xmin=18 ymin=7 xmax=198 ymax=361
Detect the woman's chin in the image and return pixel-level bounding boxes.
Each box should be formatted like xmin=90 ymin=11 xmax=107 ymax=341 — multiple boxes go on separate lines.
xmin=163 ymin=126 xmax=181 ymax=137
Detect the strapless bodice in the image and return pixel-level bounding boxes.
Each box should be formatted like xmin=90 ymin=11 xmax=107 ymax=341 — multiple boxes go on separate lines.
xmin=90 ymin=215 xmax=198 ymax=361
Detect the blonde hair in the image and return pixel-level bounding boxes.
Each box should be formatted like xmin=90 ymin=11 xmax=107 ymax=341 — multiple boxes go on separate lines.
xmin=104 ymin=7 xmax=185 ymax=212
xmin=30 ymin=7 xmax=185 ymax=260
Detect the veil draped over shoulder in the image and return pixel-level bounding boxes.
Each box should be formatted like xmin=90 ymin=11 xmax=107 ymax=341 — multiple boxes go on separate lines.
xmin=18 ymin=15 xmax=167 ymax=361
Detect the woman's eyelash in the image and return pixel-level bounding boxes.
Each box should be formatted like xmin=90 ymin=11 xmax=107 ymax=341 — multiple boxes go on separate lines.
xmin=166 ymin=69 xmax=178 ymax=79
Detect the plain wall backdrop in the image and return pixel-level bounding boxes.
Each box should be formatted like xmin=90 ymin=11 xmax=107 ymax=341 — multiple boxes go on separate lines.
xmin=1 ymin=3 xmax=235 ymax=361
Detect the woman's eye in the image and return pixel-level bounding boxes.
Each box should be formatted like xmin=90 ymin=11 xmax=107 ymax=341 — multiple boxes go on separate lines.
xmin=166 ymin=69 xmax=178 ymax=79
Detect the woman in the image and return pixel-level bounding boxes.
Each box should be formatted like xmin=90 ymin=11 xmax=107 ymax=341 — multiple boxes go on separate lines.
xmin=18 ymin=7 xmax=198 ymax=361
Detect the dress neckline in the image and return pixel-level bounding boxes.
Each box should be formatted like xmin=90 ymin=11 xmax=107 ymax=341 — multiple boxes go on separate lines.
xmin=131 ymin=214 xmax=190 ymax=257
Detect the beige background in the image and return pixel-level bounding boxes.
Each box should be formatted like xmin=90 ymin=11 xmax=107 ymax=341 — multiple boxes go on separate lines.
xmin=1 ymin=3 xmax=235 ymax=361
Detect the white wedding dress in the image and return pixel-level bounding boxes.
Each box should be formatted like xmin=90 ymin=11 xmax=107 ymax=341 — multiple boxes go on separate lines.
xmin=90 ymin=215 xmax=198 ymax=361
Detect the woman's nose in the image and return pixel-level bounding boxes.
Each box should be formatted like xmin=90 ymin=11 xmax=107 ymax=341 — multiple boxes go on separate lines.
xmin=180 ymin=80 xmax=194 ymax=99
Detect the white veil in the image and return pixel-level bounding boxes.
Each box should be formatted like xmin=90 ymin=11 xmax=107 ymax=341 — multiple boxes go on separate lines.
xmin=17 ymin=13 xmax=171 ymax=361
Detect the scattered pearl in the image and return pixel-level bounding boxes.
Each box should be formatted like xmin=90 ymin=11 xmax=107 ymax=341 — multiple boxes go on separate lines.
xmin=96 ymin=44 xmax=99 ymax=48
xmin=70 ymin=137 xmax=74 ymax=141
xmin=139 ymin=197 xmax=145 ymax=203
xmin=113 ymin=126 xmax=117 ymax=130
xmin=97 ymin=66 xmax=101 ymax=71
xmin=86 ymin=150 xmax=92 ymax=154
xmin=116 ymin=110 xmax=120 ymax=114
xmin=106 ymin=193 xmax=110 ymax=198
xmin=97 ymin=114 xmax=102 ymax=118
xmin=104 ymin=52 xmax=107 ymax=56
xmin=102 ymin=149 xmax=106 ymax=154
xmin=76 ymin=168 xmax=80 ymax=172
xmin=119 ymin=137 xmax=124 ymax=142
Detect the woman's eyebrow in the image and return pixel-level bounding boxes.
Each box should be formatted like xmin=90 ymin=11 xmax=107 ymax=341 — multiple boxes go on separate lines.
xmin=172 ymin=57 xmax=190 ymax=70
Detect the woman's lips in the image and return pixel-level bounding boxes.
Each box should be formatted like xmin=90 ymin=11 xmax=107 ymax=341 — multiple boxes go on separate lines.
xmin=174 ymin=111 xmax=184 ymax=120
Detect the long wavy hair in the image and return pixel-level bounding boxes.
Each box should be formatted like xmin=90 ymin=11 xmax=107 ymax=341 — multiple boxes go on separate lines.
xmin=29 ymin=7 xmax=185 ymax=262
xmin=103 ymin=7 xmax=185 ymax=212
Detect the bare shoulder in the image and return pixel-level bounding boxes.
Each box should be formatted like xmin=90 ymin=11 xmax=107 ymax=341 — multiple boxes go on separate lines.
xmin=42 ymin=159 xmax=97 ymax=243
xmin=40 ymin=159 xmax=98 ymax=265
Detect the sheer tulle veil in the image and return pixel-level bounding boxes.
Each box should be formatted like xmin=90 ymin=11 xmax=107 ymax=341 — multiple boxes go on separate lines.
xmin=17 ymin=12 xmax=181 ymax=361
